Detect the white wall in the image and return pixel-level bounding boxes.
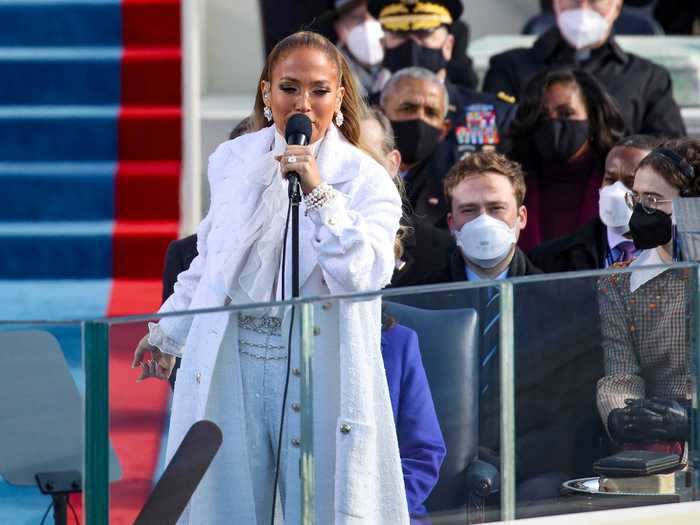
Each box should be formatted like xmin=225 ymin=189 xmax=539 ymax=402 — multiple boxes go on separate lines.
xmin=204 ymin=0 xmax=265 ymax=95
xmin=462 ymin=0 xmax=541 ymax=41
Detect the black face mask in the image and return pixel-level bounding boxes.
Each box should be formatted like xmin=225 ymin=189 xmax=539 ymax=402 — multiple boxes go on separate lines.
xmin=533 ymin=118 xmax=590 ymax=163
xmin=390 ymin=119 xmax=442 ymax=166
xmin=383 ymin=39 xmax=447 ymax=73
xmin=628 ymin=203 xmax=673 ymax=250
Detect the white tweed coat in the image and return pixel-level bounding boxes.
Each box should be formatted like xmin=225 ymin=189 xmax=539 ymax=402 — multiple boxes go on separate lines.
xmin=150 ymin=124 xmax=408 ymax=524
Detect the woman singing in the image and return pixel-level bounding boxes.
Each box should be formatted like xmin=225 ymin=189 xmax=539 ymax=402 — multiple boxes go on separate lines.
xmin=132 ymin=32 xmax=407 ymax=524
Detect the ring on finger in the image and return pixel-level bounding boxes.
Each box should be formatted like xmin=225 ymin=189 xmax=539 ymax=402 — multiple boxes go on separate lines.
xmin=287 ymin=155 xmax=297 ymax=163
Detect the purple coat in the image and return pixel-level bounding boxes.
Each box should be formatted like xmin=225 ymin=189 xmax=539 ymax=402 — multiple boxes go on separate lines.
xmin=381 ymin=323 xmax=446 ymax=517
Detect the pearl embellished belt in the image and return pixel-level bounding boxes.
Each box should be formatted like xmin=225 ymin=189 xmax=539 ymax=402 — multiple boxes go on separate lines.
xmin=237 ymin=313 xmax=287 ymax=360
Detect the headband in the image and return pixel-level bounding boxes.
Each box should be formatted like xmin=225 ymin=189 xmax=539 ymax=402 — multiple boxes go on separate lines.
xmin=649 ymin=148 xmax=696 ymax=183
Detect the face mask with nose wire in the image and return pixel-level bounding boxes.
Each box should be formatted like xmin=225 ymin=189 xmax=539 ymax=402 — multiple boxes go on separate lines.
xmin=454 ymin=213 xmax=517 ymax=269
xmin=557 ymin=8 xmax=611 ymax=50
xmin=599 ymin=181 xmax=633 ymax=233
xmin=345 ymin=18 xmax=385 ymax=67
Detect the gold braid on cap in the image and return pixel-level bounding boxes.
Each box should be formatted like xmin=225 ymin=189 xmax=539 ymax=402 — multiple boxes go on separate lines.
xmin=379 ymin=2 xmax=452 ymax=32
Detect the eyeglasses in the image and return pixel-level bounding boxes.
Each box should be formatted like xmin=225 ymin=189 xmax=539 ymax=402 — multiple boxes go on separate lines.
xmin=624 ymin=191 xmax=673 ymax=214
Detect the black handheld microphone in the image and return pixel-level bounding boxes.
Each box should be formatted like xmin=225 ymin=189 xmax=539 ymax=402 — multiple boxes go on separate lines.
xmin=284 ymin=113 xmax=313 ymax=201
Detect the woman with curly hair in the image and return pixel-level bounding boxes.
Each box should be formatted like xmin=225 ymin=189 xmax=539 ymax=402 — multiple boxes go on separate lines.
xmin=508 ymin=67 xmax=625 ymax=251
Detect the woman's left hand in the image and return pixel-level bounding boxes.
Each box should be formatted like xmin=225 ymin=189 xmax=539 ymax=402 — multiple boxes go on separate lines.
xmin=276 ymin=145 xmax=321 ymax=195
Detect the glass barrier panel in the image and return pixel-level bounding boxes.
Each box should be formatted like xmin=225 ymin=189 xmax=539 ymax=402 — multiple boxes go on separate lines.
xmin=89 ymin=262 xmax=700 ymax=524
xmin=105 ymin=300 xmax=309 ymax=525
xmin=0 ymin=321 xmax=85 ymax=524
xmin=298 ymin=265 xmax=699 ymax=524
xmin=300 ymin=281 xmax=506 ymax=524
xmin=508 ymin=265 xmax=700 ymax=521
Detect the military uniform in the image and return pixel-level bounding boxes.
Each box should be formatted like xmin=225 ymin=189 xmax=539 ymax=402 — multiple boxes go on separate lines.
xmin=369 ymin=0 xmax=517 ymax=156
xmin=370 ymin=0 xmax=517 ymax=230
xmin=445 ymin=81 xmax=517 ymax=158
xmin=400 ymin=84 xmax=516 ymax=232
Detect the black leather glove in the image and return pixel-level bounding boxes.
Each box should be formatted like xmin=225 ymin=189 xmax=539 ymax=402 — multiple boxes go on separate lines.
xmin=607 ymin=407 xmax=643 ymax=443
xmin=608 ymin=398 xmax=690 ymax=443
xmin=624 ymin=397 xmax=690 ymax=442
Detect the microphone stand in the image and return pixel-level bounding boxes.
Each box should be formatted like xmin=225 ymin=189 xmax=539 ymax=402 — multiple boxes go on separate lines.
xmin=288 ymin=175 xmax=302 ymax=298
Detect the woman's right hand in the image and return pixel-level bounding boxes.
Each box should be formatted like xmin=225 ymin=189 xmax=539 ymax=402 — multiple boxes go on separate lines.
xmin=132 ymin=334 xmax=177 ymax=382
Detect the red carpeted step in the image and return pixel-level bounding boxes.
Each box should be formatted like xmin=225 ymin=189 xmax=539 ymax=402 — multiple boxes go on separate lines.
xmin=118 ymin=106 xmax=181 ymax=161
xmin=105 ymin=1 xmax=181 ymax=524
xmin=115 ymin=161 xmax=180 ymax=222
xmin=107 ymin=279 xmax=163 ymax=316
xmin=113 ymin=220 xmax=179 ymax=279
xmin=106 ymin=310 xmax=170 ymax=524
xmin=122 ymin=48 xmax=181 ymax=106
xmin=123 ymin=0 xmax=181 ymax=48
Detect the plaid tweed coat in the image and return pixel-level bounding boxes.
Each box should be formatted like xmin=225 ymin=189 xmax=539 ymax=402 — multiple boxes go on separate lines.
xmin=596 ymin=262 xmax=695 ymax=424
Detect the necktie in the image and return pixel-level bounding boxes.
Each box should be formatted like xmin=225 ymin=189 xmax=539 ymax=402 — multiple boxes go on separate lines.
xmin=480 ymin=287 xmax=500 ymax=396
xmin=614 ymin=241 xmax=636 ymax=263
xmin=479 ymin=286 xmax=501 ymax=448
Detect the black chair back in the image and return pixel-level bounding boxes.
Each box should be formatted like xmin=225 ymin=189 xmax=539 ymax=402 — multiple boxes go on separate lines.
xmin=384 ymin=301 xmax=479 ymax=511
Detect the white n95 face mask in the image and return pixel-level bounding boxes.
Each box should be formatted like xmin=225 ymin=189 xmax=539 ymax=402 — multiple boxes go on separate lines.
xmin=599 ymin=180 xmax=632 ymax=231
xmin=346 ymin=19 xmax=384 ymax=67
xmin=455 ymin=213 xmax=517 ymax=269
xmin=557 ymin=8 xmax=610 ymax=50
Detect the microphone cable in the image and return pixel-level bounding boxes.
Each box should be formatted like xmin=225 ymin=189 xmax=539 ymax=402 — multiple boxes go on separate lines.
xmin=270 ymin=193 xmax=295 ymax=525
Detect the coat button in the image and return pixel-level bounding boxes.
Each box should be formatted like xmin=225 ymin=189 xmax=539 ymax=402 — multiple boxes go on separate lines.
xmin=313 ymin=326 xmax=321 ymax=336
xmin=327 ymin=217 xmax=337 ymax=226
xmin=322 ymin=302 xmax=332 ymax=311
xmin=224 ymin=296 xmax=231 ymax=306
xmin=291 ymin=402 xmax=301 ymax=412
xmin=291 ymin=438 xmax=301 ymax=447
xmin=292 ymin=368 xmax=301 ymax=377
xmin=340 ymin=423 xmax=352 ymax=434
xmin=195 ymin=371 xmax=202 ymax=384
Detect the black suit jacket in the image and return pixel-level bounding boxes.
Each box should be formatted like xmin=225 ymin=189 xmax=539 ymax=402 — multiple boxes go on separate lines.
xmin=483 ymin=27 xmax=686 ymax=137
xmin=162 ymin=234 xmax=198 ymax=302
xmin=528 ymin=218 xmax=608 ymax=273
xmin=161 ymin=233 xmax=198 ymax=389
xmin=395 ymin=246 xmax=606 ymax=481
xmin=444 ymin=245 xmax=541 ymax=282
xmin=403 ymin=151 xmax=453 ymax=232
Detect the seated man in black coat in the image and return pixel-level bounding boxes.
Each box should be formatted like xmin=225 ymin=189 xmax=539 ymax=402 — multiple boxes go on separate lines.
xmin=529 ymin=134 xmax=661 ymax=273
xmin=399 ymin=151 xmax=606 ymax=506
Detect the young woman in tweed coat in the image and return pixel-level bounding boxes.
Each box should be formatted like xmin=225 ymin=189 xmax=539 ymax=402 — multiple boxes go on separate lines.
xmin=597 ymin=138 xmax=700 ymax=453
